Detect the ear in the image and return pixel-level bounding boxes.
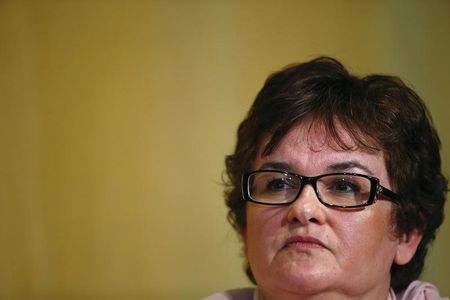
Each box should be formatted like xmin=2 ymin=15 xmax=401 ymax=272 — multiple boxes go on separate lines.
xmin=241 ymin=228 xmax=248 ymax=257
xmin=394 ymin=229 xmax=423 ymax=265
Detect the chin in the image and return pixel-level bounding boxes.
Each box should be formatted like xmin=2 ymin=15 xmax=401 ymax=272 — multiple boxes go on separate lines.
xmin=257 ymin=266 xmax=332 ymax=296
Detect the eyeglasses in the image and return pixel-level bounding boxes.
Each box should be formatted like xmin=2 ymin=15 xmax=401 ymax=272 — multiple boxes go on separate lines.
xmin=242 ymin=170 xmax=400 ymax=208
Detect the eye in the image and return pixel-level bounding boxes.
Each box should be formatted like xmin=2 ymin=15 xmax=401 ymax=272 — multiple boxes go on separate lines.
xmin=328 ymin=179 xmax=361 ymax=194
xmin=318 ymin=174 xmax=372 ymax=206
xmin=249 ymin=172 xmax=300 ymax=202
xmin=266 ymin=178 xmax=295 ymax=192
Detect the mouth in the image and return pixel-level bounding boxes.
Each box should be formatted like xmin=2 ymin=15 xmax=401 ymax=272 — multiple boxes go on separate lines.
xmin=283 ymin=236 xmax=327 ymax=250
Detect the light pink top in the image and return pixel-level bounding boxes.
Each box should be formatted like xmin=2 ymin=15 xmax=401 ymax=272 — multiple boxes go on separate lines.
xmin=203 ymin=281 xmax=448 ymax=300
xmin=388 ymin=281 xmax=448 ymax=300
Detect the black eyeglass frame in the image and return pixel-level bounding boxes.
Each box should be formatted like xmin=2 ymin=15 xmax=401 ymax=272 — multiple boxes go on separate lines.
xmin=242 ymin=170 xmax=400 ymax=208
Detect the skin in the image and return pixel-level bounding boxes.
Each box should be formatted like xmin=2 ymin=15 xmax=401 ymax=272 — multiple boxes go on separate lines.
xmin=242 ymin=123 xmax=422 ymax=300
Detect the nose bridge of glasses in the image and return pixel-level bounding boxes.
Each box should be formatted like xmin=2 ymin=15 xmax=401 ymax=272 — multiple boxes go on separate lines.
xmin=295 ymin=175 xmax=320 ymax=202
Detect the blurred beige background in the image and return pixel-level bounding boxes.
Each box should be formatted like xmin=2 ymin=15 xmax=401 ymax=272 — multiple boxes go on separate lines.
xmin=1 ymin=1 xmax=449 ymax=299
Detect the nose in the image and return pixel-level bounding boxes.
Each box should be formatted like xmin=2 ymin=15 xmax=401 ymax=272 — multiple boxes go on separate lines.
xmin=286 ymin=184 xmax=326 ymax=225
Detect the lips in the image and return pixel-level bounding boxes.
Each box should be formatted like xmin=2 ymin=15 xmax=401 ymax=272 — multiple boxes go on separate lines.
xmin=284 ymin=235 xmax=326 ymax=250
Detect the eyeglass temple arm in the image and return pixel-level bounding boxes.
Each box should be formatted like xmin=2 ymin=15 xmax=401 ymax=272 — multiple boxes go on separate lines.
xmin=378 ymin=185 xmax=400 ymax=204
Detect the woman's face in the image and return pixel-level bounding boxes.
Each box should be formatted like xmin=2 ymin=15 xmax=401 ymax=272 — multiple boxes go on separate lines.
xmin=243 ymin=124 xmax=420 ymax=299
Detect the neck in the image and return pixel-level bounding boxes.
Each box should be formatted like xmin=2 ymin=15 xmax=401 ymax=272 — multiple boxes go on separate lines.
xmin=258 ymin=284 xmax=392 ymax=300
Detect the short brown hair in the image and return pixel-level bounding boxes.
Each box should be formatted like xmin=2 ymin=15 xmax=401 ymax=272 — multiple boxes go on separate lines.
xmin=224 ymin=57 xmax=447 ymax=292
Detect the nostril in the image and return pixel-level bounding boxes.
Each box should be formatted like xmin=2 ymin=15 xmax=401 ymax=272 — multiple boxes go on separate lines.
xmin=309 ymin=217 xmax=319 ymax=224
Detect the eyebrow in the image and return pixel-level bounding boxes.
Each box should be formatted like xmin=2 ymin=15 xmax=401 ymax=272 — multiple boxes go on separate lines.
xmin=326 ymin=161 xmax=374 ymax=175
xmin=258 ymin=160 xmax=374 ymax=176
xmin=259 ymin=161 xmax=294 ymax=172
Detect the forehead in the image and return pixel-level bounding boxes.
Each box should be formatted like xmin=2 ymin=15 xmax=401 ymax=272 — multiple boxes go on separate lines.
xmin=256 ymin=121 xmax=387 ymax=175
xmin=264 ymin=119 xmax=376 ymax=155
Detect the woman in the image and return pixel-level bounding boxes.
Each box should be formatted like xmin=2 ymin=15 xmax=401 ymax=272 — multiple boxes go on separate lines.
xmin=205 ymin=57 xmax=448 ymax=299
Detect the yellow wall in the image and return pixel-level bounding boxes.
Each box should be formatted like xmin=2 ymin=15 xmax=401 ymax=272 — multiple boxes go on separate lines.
xmin=1 ymin=1 xmax=449 ymax=299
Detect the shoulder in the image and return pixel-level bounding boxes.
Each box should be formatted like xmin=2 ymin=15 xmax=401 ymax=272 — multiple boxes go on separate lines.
xmin=394 ymin=281 xmax=449 ymax=300
xmin=202 ymin=287 xmax=256 ymax=300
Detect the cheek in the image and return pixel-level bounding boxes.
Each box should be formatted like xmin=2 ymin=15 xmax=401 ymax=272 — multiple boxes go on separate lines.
xmin=245 ymin=207 xmax=284 ymax=259
xmin=332 ymin=207 xmax=398 ymax=269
